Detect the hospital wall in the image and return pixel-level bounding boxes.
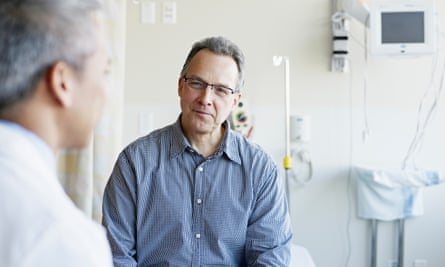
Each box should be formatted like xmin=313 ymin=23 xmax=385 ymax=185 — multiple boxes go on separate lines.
xmin=122 ymin=0 xmax=445 ymax=266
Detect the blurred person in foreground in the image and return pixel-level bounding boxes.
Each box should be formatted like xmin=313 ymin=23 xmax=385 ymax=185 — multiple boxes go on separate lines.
xmin=102 ymin=36 xmax=292 ymax=266
xmin=0 ymin=0 xmax=112 ymax=266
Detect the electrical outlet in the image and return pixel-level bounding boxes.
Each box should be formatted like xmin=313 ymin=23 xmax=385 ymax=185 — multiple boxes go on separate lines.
xmin=141 ymin=1 xmax=156 ymax=24
xmin=413 ymin=259 xmax=427 ymax=267
xmin=162 ymin=2 xmax=176 ymax=24
xmin=387 ymin=259 xmax=398 ymax=267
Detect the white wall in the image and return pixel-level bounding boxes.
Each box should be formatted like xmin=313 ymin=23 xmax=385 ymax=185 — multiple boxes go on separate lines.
xmin=123 ymin=0 xmax=445 ymax=266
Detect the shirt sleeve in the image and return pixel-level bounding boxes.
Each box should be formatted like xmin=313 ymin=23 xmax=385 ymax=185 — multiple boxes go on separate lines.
xmin=245 ymin=162 xmax=293 ymax=266
xmin=102 ymin=150 xmax=138 ymax=267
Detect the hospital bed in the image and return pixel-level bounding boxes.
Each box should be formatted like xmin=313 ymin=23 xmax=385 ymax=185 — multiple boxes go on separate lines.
xmin=290 ymin=244 xmax=316 ymax=267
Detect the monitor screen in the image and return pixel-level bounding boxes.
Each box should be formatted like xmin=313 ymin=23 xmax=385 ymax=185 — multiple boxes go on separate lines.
xmin=381 ymin=12 xmax=424 ymax=44
xmin=369 ymin=2 xmax=435 ymax=56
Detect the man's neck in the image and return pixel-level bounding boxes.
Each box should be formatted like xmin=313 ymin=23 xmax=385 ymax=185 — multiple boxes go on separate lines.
xmin=187 ymin=126 xmax=225 ymax=159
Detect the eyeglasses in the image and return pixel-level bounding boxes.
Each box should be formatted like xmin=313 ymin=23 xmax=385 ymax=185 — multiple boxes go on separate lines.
xmin=182 ymin=76 xmax=238 ymax=97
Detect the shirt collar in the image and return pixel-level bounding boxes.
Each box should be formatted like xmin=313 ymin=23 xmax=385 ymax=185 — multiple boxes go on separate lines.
xmin=169 ymin=115 xmax=242 ymax=165
xmin=0 ymin=119 xmax=56 ymax=169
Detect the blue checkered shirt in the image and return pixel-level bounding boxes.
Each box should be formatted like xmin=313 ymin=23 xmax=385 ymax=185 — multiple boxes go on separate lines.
xmin=102 ymin=117 xmax=292 ymax=266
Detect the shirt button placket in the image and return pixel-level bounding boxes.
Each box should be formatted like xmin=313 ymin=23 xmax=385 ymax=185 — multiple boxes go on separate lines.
xmin=192 ymin=164 xmax=205 ymax=267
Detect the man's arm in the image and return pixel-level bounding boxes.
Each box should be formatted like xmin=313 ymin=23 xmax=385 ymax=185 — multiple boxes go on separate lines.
xmin=245 ymin=165 xmax=293 ymax=266
xmin=102 ymin=151 xmax=138 ymax=267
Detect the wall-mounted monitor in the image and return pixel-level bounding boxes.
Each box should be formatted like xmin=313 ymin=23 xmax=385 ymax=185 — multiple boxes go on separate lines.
xmin=369 ymin=2 xmax=436 ymax=56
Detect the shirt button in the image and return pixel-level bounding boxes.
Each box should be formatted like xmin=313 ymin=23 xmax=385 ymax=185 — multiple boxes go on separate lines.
xmin=197 ymin=198 xmax=202 ymax=204
xmin=196 ymin=233 xmax=201 ymax=239
xmin=198 ymin=167 xmax=203 ymax=172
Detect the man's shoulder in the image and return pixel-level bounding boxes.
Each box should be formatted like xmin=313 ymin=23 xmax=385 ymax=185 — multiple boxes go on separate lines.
xmin=118 ymin=123 xmax=180 ymax=165
xmin=226 ymin=130 xmax=276 ymax=168
xmin=228 ymin=130 xmax=269 ymax=154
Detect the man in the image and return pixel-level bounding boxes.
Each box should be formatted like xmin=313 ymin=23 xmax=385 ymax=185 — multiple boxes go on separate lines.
xmin=0 ymin=0 xmax=112 ymax=266
xmin=102 ymin=36 xmax=292 ymax=266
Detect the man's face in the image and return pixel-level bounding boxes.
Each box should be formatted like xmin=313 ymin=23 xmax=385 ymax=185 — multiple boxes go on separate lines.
xmin=66 ymin=16 xmax=110 ymax=148
xmin=178 ymin=49 xmax=240 ymax=137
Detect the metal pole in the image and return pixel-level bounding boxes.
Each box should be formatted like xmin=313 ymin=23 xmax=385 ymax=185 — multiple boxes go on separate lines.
xmin=284 ymin=58 xmax=290 ymax=161
xmin=371 ymin=219 xmax=377 ymax=267
xmin=273 ymin=56 xmax=292 ymax=207
xmin=282 ymin=57 xmax=292 ymax=207
xmin=398 ymin=219 xmax=405 ymax=267
xmin=285 ymin=170 xmax=291 ymax=209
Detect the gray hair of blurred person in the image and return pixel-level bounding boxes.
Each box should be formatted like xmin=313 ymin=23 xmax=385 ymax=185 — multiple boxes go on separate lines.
xmin=0 ymin=0 xmax=102 ymax=111
xmin=180 ymin=36 xmax=245 ymax=92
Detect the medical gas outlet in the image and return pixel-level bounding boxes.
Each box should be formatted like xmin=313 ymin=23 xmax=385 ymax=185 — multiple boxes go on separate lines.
xmin=289 ymin=115 xmax=313 ymax=184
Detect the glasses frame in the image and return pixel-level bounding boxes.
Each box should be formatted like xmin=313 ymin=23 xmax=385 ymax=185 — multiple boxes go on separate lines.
xmin=182 ymin=76 xmax=239 ymax=96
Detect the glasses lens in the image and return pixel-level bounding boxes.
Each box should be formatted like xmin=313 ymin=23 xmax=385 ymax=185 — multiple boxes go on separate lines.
xmin=184 ymin=77 xmax=234 ymax=97
xmin=213 ymin=86 xmax=232 ymax=96
xmin=187 ymin=79 xmax=205 ymax=90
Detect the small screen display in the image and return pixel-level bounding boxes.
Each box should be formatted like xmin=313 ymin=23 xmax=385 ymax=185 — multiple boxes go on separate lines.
xmin=381 ymin=11 xmax=424 ymax=43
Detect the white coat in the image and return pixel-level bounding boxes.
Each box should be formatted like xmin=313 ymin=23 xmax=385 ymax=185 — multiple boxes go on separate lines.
xmin=0 ymin=121 xmax=112 ymax=267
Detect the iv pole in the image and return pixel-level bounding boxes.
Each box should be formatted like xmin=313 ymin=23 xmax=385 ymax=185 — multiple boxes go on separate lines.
xmin=273 ymin=56 xmax=292 ymax=207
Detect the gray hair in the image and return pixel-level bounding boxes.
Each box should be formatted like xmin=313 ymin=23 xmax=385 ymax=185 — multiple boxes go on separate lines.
xmin=180 ymin=36 xmax=245 ymax=91
xmin=0 ymin=0 xmax=101 ymax=110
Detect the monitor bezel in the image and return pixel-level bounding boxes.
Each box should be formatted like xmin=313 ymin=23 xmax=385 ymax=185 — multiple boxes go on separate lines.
xmin=369 ymin=2 xmax=436 ymax=56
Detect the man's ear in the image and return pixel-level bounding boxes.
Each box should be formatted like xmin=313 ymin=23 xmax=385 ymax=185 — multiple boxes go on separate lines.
xmin=232 ymin=93 xmax=241 ymax=110
xmin=177 ymin=77 xmax=184 ymax=97
xmin=46 ymin=61 xmax=75 ymax=107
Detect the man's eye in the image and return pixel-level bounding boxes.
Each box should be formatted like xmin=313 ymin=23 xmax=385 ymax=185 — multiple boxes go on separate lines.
xmin=190 ymin=81 xmax=204 ymax=87
xmin=216 ymin=87 xmax=231 ymax=95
